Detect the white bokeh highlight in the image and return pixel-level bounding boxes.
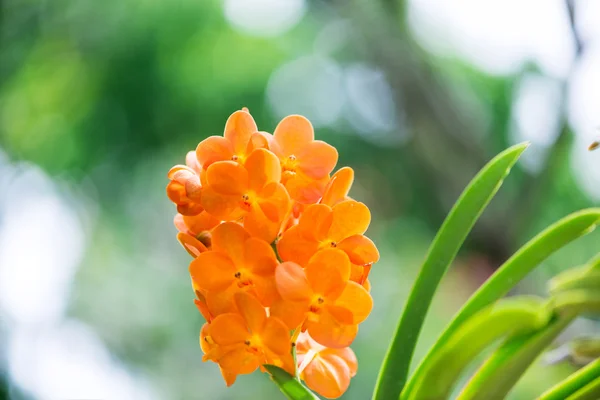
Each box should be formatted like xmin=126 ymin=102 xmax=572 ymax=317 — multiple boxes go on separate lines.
xmin=224 ymin=0 xmax=306 ymax=37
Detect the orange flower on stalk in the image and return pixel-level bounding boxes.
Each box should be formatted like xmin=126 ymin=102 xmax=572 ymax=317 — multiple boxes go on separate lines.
xmin=272 ymin=249 xmax=373 ymax=348
xmin=189 ymin=222 xmax=279 ymax=307
xmin=166 ymin=165 xmax=203 ymax=216
xmin=201 ymin=148 xmax=290 ymax=242
xmin=203 ymin=292 xmax=294 ymax=381
xmin=277 ymin=200 xmax=379 ymax=284
xmin=296 ymin=332 xmax=358 ymax=399
xmin=270 ymin=115 xmax=338 ymax=204
xmin=196 ymin=109 xmax=269 ymax=169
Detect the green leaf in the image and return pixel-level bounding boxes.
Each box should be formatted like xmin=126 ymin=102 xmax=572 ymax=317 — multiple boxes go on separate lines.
xmin=264 ymin=365 xmax=320 ymax=400
xmin=372 ymin=143 xmax=529 ymax=400
xmin=539 ymin=357 xmax=600 ymax=400
xmin=566 ymin=376 xmax=600 ymax=400
xmin=405 ymin=296 xmax=552 ymax=400
xmin=404 ymin=208 xmax=600 ymax=398
xmin=456 ymin=315 xmax=575 ymax=400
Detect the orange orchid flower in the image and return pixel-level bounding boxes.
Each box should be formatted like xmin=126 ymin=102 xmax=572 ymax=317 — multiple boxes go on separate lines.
xmin=189 ymin=222 xmax=279 ymax=307
xmin=195 ymin=109 xmax=269 ymax=169
xmin=166 ymin=165 xmax=203 ymax=216
xmin=277 ymin=200 xmax=379 ymax=275
xmin=201 ymin=148 xmax=290 ymax=242
xmin=203 ymin=292 xmax=294 ymax=379
xmin=296 ymin=332 xmax=358 ymax=399
xmin=270 ymin=115 xmax=338 ymax=204
xmin=272 ymin=249 xmax=373 ymax=348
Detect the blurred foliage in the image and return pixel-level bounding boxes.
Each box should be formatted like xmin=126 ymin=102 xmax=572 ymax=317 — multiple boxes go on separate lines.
xmin=0 ymin=0 xmax=598 ymax=399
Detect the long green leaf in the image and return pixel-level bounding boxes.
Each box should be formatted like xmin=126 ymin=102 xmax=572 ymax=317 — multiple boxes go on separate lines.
xmin=566 ymin=376 xmax=600 ymax=400
xmin=372 ymin=143 xmax=529 ymax=400
xmin=457 ymin=315 xmax=575 ymax=400
xmin=539 ymin=357 xmax=600 ymax=400
xmin=406 ymin=296 xmax=551 ymax=400
xmin=404 ymin=208 xmax=600 ymax=398
xmin=553 ymin=290 xmax=600 ymax=316
xmin=264 ymin=365 xmax=320 ymax=400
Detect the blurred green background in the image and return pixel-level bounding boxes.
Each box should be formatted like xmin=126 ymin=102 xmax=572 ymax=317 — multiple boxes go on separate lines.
xmin=1 ymin=0 xmax=599 ymax=399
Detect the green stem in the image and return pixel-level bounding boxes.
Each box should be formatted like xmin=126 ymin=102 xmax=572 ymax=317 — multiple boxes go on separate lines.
xmin=371 ymin=143 xmax=529 ymax=400
xmin=264 ymin=365 xmax=320 ymax=400
xmin=539 ymin=358 xmax=600 ymax=400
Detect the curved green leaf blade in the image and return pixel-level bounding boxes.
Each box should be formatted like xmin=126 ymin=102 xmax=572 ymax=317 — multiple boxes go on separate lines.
xmin=372 ymin=143 xmax=529 ymax=400
xmin=539 ymin=357 xmax=600 ymax=400
xmin=404 ymin=209 xmax=600 ymax=398
xmin=457 ymin=315 xmax=575 ymax=400
xmin=406 ymin=296 xmax=552 ymax=400
xmin=264 ymin=365 xmax=320 ymax=400
xmin=553 ymin=290 xmax=600 ymax=316
xmin=566 ymin=376 xmax=600 ymax=400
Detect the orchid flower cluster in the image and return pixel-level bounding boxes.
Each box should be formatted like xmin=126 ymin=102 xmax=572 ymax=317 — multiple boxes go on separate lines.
xmin=166 ymin=108 xmax=379 ymax=399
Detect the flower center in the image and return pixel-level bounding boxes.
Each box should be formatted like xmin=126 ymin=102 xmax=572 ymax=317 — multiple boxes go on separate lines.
xmin=281 ymin=155 xmax=298 ymax=181
xmin=240 ymin=193 xmax=254 ymax=211
xmin=234 ymin=270 xmax=253 ymax=288
xmin=309 ymin=295 xmax=325 ymax=314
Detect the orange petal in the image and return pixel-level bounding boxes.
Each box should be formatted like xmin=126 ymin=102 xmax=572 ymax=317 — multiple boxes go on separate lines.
xmin=245 ymin=148 xmax=282 ymax=192
xmin=224 ymin=110 xmax=258 ymax=155
xmin=176 ymin=202 xmax=204 ymax=217
xmin=206 ymin=289 xmax=237 ymax=316
xmin=200 ymin=323 xmax=213 ymax=354
xmin=286 ymin=173 xmax=329 ymax=205
xmin=321 ymin=167 xmax=354 ymax=207
xmin=174 ymin=213 xmax=188 ymax=234
xmin=182 ymin=211 xmax=221 ymax=236
xmin=219 ymin=347 xmax=260 ymax=375
xmin=196 ymin=136 xmax=234 ymax=169
xmin=234 ymin=292 xmax=267 ymax=333
xmin=334 ymin=281 xmax=373 ymax=324
xmin=210 ymin=313 xmax=249 ymax=345
xmin=275 ymin=262 xmax=312 ymax=302
xmin=244 ymin=203 xmax=280 ymax=243
xmin=302 ymin=351 xmax=352 ymax=399
xmin=257 ymin=182 xmax=290 ymax=222
xmin=220 ymin=367 xmax=238 ymax=387
xmin=261 ymin=316 xmax=292 ymax=355
xmin=270 ymin=298 xmax=307 ymax=330
xmin=362 ymin=278 xmax=371 ymax=292
xmin=336 ymin=235 xmax=379 ymax=265
xmin=297 ymin=141 xmax=338 ymax=179
xmin=244 ymin=237 xmax=277 ymax=276
xmin=190 ymin=251 xmax=235 ymax=291
xmin=306 ymin=249 xmax=350 ymax=299
xmin=277 ymin=225 xmax=319 ymax=266
xmin=323 ymin=347 xmax=358 ymax=377
xmin=206 ymin=161 xmax=248 ymax=195
xmin=177 ymin=233 xmax=208 ymax=257
xmin=253 ymin=275 xmax=279 ymax=307
xmin=273 ymin=115 xmax=314 ymax=157
xmin=298 ymin=204 xmax=332 ymax=242
xmin=211 ymin=222 xmax=250 ymax=265
xmin=306 ymin=312 xmax=358 ymax=349
xmin=195 ymin=298 xmax=212 ymax=322
xmin=200 ymin=186 xmax=242 ymax=220
xmin=247 ymin=131 xmax=271 ymax=153
xmin=329 ymin=201 xmax=371 ymax=242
